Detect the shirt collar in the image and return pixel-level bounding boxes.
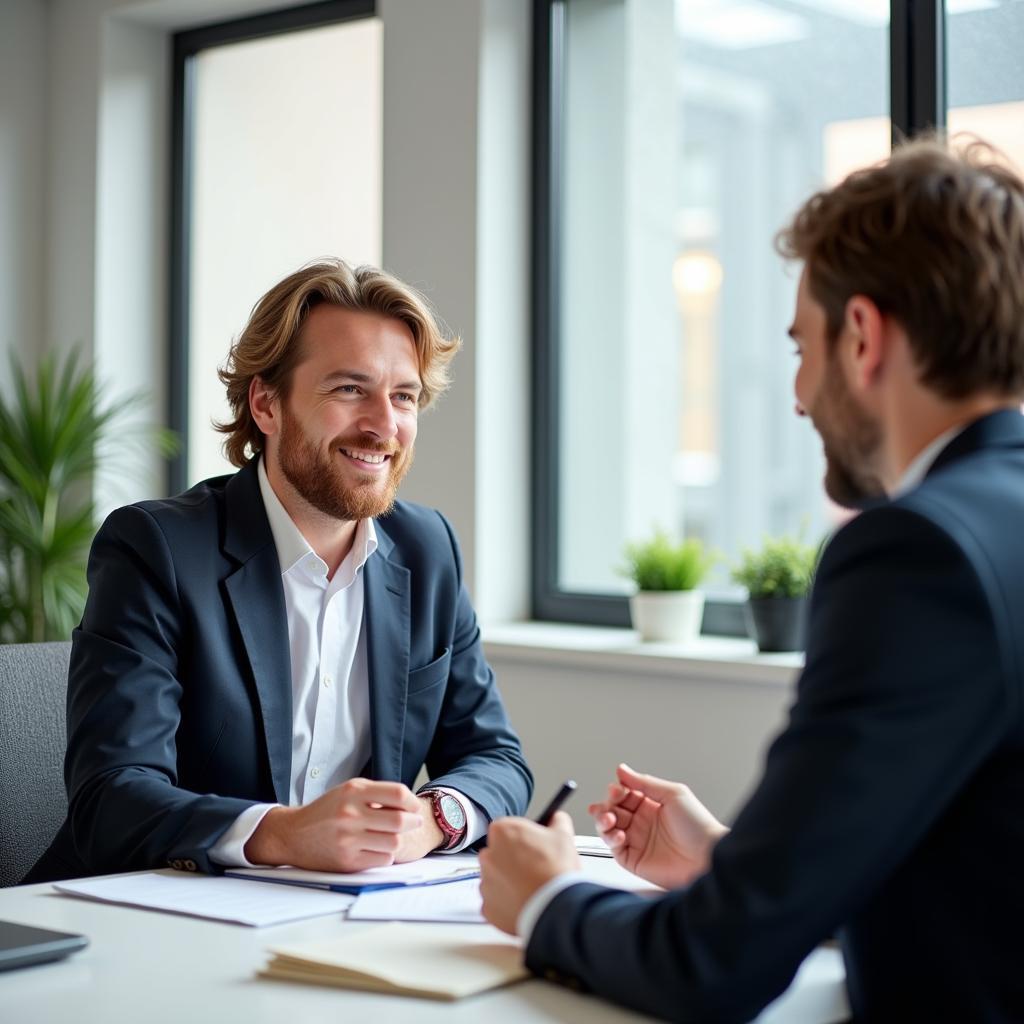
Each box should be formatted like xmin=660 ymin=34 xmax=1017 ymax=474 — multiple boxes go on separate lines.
xmin=890 ymin=423 xmax=968 ymax=499
xmin=256 ymin=456 xmax=378 ymax=580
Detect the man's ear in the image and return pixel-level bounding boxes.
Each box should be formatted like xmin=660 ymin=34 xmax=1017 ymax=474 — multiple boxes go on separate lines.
xmin=842 ymin=294 xmax=886 ymax=392
xmin=249 ymin=376 xmax=280 ymax=438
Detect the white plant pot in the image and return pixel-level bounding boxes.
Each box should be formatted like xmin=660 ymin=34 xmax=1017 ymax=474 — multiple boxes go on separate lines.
xmin=629 ymin=590 xmax=705 ymax=644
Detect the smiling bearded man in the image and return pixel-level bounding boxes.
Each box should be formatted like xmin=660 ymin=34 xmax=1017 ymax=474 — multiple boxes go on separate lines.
xmin=28 ymin=258 xmax=532 ymax=885
xmin=275 ymin=356 xmax=414 ymax=523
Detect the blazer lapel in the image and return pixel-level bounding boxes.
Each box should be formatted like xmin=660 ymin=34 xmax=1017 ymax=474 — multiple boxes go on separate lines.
xmin=362 ymin=525 xmax=410 ymax=782
xmin=222 ymin=462 xmax=293 ymax=804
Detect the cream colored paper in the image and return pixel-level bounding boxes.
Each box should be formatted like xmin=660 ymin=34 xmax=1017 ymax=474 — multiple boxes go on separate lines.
xmin=262 ymin=921 xmax=527 ymax=999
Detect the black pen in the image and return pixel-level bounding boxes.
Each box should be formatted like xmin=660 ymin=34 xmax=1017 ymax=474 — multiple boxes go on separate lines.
xmin=535 ymin=779 xmax=577 ymax=826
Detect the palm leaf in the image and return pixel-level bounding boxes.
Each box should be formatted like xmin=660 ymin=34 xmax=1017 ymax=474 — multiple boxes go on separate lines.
xmin=0 ymin=346 xmax=178 ymax=643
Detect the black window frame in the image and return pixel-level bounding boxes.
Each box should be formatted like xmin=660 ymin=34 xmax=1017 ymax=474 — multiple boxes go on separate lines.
xmin=530 ymin=0 xmax=946 ymax=630
xmin=169 ymin=0 xmax=376 ymax=494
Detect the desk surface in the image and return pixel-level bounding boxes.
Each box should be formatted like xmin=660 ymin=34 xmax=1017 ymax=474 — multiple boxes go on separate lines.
xmin=0 ymin=859 xmax=848 ymax=1024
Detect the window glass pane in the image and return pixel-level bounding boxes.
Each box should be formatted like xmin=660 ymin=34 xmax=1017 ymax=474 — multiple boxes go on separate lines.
xmin=189 ymin=19 xmax=382 ymax=485
xmin=947 ymin=0 xmax=1024 ymax=173
xmin=557 ymin=0 xmax=889 ymax=595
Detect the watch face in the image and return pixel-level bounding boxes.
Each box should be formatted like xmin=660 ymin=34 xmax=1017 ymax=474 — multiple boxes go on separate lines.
xmin=439 ymin=793 xmax=466 ymax=830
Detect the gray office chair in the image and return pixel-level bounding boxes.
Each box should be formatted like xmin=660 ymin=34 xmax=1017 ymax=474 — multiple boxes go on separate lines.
xmin=0 ymin=641 xmax=71 ymax=886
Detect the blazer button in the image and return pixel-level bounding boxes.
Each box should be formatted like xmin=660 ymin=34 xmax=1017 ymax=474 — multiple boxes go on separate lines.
xmin=171 ymin=859 xmax=184 ymax=870
xmin=184 ymin=859 xmax=197 ymax=871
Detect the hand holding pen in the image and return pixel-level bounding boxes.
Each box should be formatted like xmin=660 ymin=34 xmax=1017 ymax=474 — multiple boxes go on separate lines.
xmin=479 ymin=779 xmax=582 ymax=935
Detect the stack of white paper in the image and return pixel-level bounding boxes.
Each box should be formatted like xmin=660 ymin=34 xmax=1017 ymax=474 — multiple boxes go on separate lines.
xmin=54 ymin=871 xmax=354 ymax=927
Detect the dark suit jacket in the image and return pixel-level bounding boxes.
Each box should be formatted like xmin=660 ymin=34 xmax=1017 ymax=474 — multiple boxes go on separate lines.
xmin=27 ymin=460 xmax=532 ymax=882
xmin=528 ymin=410 xmax=1024 ymax=1022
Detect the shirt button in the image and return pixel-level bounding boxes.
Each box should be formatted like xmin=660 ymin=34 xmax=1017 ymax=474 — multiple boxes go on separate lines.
xmin=310 ymin=766 xmax=322 ymax=779
xmin=322 ymin=674 xmax=332 ymax=688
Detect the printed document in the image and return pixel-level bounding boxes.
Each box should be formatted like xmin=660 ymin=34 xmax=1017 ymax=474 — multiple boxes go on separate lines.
xmin=347 ymin=877 xmax=485 ymax=923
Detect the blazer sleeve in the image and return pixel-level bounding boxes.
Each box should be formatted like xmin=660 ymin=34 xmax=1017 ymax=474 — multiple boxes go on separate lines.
xmin=418 ymin=511 xmax=533 ymax=823
xmin=64 ymin=505 xmax=255 ymax=875
xmin=526 ymin=505 xmax=1011 ymax=1022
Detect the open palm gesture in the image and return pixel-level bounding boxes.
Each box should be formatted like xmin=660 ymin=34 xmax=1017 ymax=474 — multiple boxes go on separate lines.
xmin=588 ymin=763 xmax=728 ymax=890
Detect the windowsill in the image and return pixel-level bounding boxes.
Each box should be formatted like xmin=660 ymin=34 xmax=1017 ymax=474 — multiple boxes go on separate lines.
xmin=482 ymin=621 xmax=803 ymax=687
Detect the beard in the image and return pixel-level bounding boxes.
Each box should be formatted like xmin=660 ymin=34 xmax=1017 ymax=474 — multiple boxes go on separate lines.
xmin=810 ymin=357 xmax=886 ymax=509
xmin=276 ymin=404 xmax=414 ymax=522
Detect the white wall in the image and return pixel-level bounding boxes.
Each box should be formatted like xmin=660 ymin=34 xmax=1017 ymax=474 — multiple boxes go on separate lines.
xmin=378 ymin=0 xmax=484 ymax=598
xmin=488 ymin=647 xmax=796 ymax=823
xmin=94 ymin=15 xmax=170 ymax=506
xmin=474 ymin=0 xmax=532 ymax=623
xmin=0 ymin=0 xmax=48 ymax=378
xmin=380 ymin=0 xmax=531 ymax=621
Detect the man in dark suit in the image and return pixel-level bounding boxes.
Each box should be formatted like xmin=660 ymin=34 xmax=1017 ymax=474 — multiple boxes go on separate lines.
xmin=28 ymin=259 xmax=532 ymax=882
xmin=479 ymin=138 xmax=1024 ymax=1021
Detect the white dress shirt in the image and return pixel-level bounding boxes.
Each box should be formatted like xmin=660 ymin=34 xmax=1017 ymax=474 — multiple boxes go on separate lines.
xmin=890 ymin=423 xmax=965 ymax=498
xmin=210 ymin=458 xmax=482 ymax=865
xmin=517 ymin=424 xmax=970 ymax=939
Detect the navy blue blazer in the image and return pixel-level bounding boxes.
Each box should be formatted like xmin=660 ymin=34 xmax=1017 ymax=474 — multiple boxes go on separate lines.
xmin=27 ymin=460 xmax=532 ymax=881
xmin=528 ymin=410 xmax=1024 ymax=1022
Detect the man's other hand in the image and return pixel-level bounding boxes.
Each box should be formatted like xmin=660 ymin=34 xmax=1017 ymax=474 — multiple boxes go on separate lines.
xmin=479 ymin=811 xmax=580 ymax=935
xmin=588 ymin=763 xmax=728 ymax=890
xmin=244 ymin=778 xmax=428 ymax=871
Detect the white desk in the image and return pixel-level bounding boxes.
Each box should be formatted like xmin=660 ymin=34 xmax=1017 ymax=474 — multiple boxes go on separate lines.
xmin=0 ymin=858 xmax=848 ymax=1023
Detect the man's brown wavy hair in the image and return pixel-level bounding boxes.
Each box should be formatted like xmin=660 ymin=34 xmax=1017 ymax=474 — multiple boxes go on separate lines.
xmin=776 ymin=136 xmax=1024 ymax=399
xmin=216 ymin=259 xmax=461 ymax=467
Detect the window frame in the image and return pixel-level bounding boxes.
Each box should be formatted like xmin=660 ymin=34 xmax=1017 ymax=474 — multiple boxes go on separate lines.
xmin=168 ymin=0 xmax=376 ymax=494
xmin=530 ymin=0 xmax=946 ymax=630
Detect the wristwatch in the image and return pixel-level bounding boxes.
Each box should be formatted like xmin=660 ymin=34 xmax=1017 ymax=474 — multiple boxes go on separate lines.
xmin=421 ymin=790 xmax=467 ymax=851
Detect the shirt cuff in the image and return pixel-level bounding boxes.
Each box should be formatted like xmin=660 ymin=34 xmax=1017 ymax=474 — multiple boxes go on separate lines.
xmin=208 ymin=803 xmax=279 ymax=867
xmin=419 ymin=786 xmax=487 ymax=853
xmin=517 ymin=872 xmax=588 ymax=942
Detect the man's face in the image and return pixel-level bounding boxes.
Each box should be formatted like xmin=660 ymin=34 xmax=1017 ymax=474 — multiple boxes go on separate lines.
xmin=273 ymin=305 xmax=421 ymax=521
xmin=790 ymin=269 xmax=885 ymax=509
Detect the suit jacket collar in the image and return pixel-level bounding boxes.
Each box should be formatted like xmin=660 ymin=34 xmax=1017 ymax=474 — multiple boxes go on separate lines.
xmin=361 ymin=513 xmax=410 ymax=782
xmin=222 ymin=460 xmax=293 ymax=803
xmin=927 ymin=408 xmax=1024 ymax=479
xmin=223 ymin=458 xmax=276 ymax=564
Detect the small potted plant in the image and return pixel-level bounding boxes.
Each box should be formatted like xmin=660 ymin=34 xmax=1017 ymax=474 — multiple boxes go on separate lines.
xmin=621 ymin=530 xmax=713 ymax=643
xmin=731 ymin=535 xmax=820 ymax=652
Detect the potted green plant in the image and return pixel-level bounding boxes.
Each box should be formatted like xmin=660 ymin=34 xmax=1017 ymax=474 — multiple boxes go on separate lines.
xmin=621 ymin=530 xmax=713 ymax=643
xmin=731 ymin=534 xmax=820 ymax=652
xmin=0 ymin=348 xmax=177 ymax=643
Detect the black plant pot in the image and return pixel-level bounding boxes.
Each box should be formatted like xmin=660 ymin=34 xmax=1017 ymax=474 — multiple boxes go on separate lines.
xmin=745 ymin=596 xmax=807 ymax=652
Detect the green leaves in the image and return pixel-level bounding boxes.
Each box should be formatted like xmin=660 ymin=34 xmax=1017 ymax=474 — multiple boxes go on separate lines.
xmin=621 ymin=530 xmax=713 ymax=592
xmin=0 ymin=348 xmax=178 ymax=643
xmin=731 ymin=535 xmax=821 ymax=600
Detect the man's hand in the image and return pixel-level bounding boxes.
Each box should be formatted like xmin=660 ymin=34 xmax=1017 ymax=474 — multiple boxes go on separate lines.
xmin=244 ymin=778 xmax=430 ymax=871
xmin=588 ymin=763 xmax=728 ymax=889
xmin=479 ymin=811 xmax=580 ymax=935
xmin=392 ymin=795 xmax=446 ymax=863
